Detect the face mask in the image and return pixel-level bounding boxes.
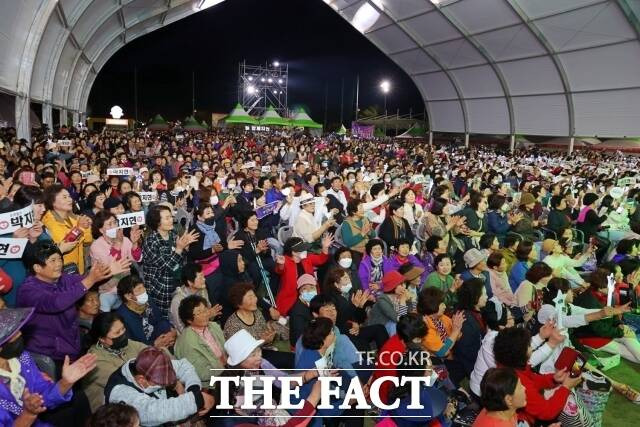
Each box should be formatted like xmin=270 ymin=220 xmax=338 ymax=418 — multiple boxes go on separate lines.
xmin=501 ymin=203 xmax=510 ymax=213
xmin=349 ymin=178 xmax=356 ymax=184
xmin=110 ymin=332 xmax=128 ymax=350
xmin=135 ymin=292 xmax=149 ymax=305
xmin=297 ymin=251 xmax=308 ymax=260
xmin=210 ymin=196 xmax=219 ymax=206
xmin=204 ymin=217 xmax=216 ymax=226
xmin=384 ymin=177 xmax=391 ymax=183
xmin=0 ymin=336 xmax=24 ymax=360
xmin=300 ymin=290 xmax=317 ymax=303
xmin=320 ymin=190 xmax=327 ymax=197
xmin=340 ymin=283 xmax=353 ymax=294
xmin=338 ymin=258 xmax=353 ymax=269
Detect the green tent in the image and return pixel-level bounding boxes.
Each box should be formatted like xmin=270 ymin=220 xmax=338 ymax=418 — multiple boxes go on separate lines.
xmin=200 ymin=120 xmax=208 ymax=129
xmin=336 ymin=124 xmax=347 ymax=135
xmin=259 ymin=106 xmax=289 ymax=126
xmin=396 ymin=124 xmax=427 ymax=139
xmin=183 ymin=116 xmax=206 ymax=132
xmin=225 ymin=103 xmax=258 ymax=125
xmin=374 ymin=127 xmax=386 ymax=138
xmin=290 ymin=108 xmax=323 ymax=129
xmin=148 ymin=114 xmax=169 ymax=131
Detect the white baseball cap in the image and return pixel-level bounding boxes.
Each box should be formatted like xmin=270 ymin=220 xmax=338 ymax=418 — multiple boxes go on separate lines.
xmin=224 ymin=330 xmax=264 ymax=366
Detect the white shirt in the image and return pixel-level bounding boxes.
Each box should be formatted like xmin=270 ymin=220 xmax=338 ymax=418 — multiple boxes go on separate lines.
xmin=326 ymin=188 xmax=348 ymax=211
xmin=293 ymin=210 xmax=319 ymax=243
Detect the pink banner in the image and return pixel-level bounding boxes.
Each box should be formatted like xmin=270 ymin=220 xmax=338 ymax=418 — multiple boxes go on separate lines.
xmin=351 ymin=122 xmax=374 ymax=139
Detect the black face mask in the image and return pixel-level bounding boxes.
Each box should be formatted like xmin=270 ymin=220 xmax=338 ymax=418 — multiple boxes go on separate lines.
xmin=0 ymin=336 xmax=24 ymax=360
xmin=110 ymin=333 xmax=128 ymax=350
xmin=204 ymin=217 xmax=216 ymax=226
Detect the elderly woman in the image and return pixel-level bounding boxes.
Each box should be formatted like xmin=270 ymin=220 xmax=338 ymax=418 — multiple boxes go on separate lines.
xmin=456 ymin=191 xmax=489 ymax=250
xmin=358 ymin=238 xmax=388 ymax=295
xmin=223 ymin=282 xmax=293 ymax=369
xmin=340 ymin=199 xmax=376 ymax=267
xmin=175 ymin=295 xmax=227 ymax=387
xmin=417 ymin=287 xmax=464 ymax=359
xmin=0 ymin=307 xmax=97 ymax=426
xmin=378 ymin=199 xmax=415 ymax=255
xmin=401 ymin=187 xmax=424 ymax=228
xmin=142 ymin=205 xmax=199 ymax=318
xmin=84 ymin=312 xmax=148 ymax=412
xmin=185 ymin=203 xmax=226 ymax=277
xmin=384 ymin=238 xmax=427 ymax=284
xmin=169 ymin=263 xmax=221 ymax=333
xmin=90 ymin=210 xmax=142 ymax=312
xmin=41 ymin=184 xmax=94 ymax=274
xmin=275 ymin=236 xmax=331 ymax=316
xmin=512 ymin=192 xmax=541 ymax=242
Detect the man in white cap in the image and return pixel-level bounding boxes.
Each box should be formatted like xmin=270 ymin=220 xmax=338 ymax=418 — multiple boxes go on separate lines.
xmin=293 ymin=193 xmax=335 ymax=244
xmin=461 ymin=248 xmax=492 ymax=297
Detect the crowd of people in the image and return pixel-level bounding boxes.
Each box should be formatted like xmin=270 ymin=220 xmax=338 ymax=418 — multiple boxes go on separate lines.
xmin=0 ymin=123 xmax=638 ymax=426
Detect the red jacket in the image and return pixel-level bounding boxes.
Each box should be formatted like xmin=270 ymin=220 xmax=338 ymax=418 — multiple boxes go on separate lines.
xmin=515 ymin=365 xmax=570 ymax=425
xmin=275 ymin=253 xmax=328 ymax=315
xmin=372 ymin=335 xmax=406 ymax=404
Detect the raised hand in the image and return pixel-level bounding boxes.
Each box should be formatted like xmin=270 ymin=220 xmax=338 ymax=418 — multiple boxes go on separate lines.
xmin=110 ymin=257 xmax=132 ymax=276
xmin=227 ymin=239 xmax=245 ymax=250
xmin=176 ymin=229 xmax=199 ymax=252
xmin=538 ymin=319 xmax=556 ymax=339
xmin=13 ymin=227 xmax=30 ymax=239
xmin=85 ymin=262 xmax=112 ymax=287
xmin=256 ymin=239 xmax=269 ymax=253
xmin=321 ymin=233 xmax=334 ymax=251
xmin=208 ymin=304 xmax=223 ymax=319
xmin=61 ymin=353 xmax=97 ymax=385
xmin=130 ymin=227 xmax=143 ymax=245
xmin=276 ymin=255 xmax=285 ymax=265
xmin=452 ymin=311 xmax=465 ymax=331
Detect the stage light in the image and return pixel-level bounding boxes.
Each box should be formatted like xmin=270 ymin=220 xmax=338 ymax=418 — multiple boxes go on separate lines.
xmin=273 ymin=61 xmax=280 ymax=67
xmin=110 ymin=105 xmax=124 ymax=119
xmin=278 ymin=79 xmax=283 ymax=84
xmin=261 ymin=77 xmax=266 ymax=82
xmin=380 ymin=80 xmax=391 ymax=94
xmin=248 ymin=76 xmax=253 ymax=81
xmin=268 ymin=78 xmax=273 ymax=83
xmin=247 ymin=85 xmax=256 ymax=94
xmin=352 ymin=0 xmax=383 ymax=33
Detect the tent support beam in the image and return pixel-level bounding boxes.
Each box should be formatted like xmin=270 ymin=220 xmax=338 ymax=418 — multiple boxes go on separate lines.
xmin=510 ymin=135 xmax=515 ymax=153
xmin=568 ymin=137 xmax=575 ymax=155
xmin=429 ymin=131 xmax=433 ymax=146
xmin=465 ymin=133 xmax=469 ymax=148
xmin=15 ymin=95 xmax=31 ymax=141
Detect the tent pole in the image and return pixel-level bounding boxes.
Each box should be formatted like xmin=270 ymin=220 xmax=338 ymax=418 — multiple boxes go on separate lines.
xmin=510 ymin=134 xmax=515 ymax=153
xmin=568 ymin=137 xmax=575 ymax=155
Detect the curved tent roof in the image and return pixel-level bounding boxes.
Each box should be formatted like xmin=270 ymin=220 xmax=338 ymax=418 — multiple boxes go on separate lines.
xmin=148 ymin=114 xmax=169 ymax=130
xmin=225 ymin=103 xmax=258 ymax=125
xmin=290 ymin=108 xmax=323 ymax=129
xmin=396 ymin=124 xmax=427 ymax=139
xmin=183 ymin=115 xmax=205 ymax=131
xmin=1 ymin=0 xmax=640 ymax=141
xmin=260 ymin=106 xmax=289 ymax=126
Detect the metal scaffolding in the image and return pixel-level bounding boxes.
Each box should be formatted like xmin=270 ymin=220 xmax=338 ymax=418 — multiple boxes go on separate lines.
xmin=238 ymin=60 xmax=288 ymax=117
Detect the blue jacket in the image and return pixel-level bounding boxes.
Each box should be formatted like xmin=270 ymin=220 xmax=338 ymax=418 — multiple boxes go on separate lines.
xmin=487 ymin=210 xmax=510 ymax=238
xmin=509 ymin=261 xmax=530 ymax=292
xmin=116 ymin=302 xmax=172 ymax=346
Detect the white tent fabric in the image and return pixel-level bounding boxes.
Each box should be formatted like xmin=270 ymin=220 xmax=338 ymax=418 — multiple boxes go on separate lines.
xmin=539 ymin=137 xmax=602 ymax=147
xmin=326 ymin=0 xmax=640 ymax=138
xmin=1 ymin=0 xmax=640 ymax=140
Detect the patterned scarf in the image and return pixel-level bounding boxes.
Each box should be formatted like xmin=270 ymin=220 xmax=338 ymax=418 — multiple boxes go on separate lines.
xmin=196 ymin=221 xmax=221 ymax=250
xmin=431 ymin=315 xmax=448 ymax=342
xmin=0 ymin=358 xmax=25 ymax=405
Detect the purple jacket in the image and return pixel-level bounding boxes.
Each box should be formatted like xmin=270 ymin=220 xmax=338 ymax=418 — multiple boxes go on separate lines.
xmin=0 ymin=351 xmax=72 ymax=426
xmin=17 ymin=273 xmax=86 ymax=361
xmin=383 ymin=254 xmax=429 ymax=284
xmin=358 ymin=255 xmax=388 ymax=292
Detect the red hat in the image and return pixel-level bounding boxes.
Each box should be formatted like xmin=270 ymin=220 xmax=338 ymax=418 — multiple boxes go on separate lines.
xmin=135 ymin=347 xmax=176 ymax=386
xmin=382 ymin=271 xmax=406 ymax=293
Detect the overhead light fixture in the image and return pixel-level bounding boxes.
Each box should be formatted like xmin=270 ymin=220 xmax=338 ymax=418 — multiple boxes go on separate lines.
xmin=267 ymin=78 xmax=273 ymax=83
xmin=380 ymin=80 xmax=391 ymax=94
xmin=273 ymin=61 xmax=280 ymax=67
xmin=260 ymin=77 xmax=266 ymax=82
xmin=352 ymin=0 xmax=383 ymax=33
xmin=248 ymin=76 xmax=253 ymax=81
xmin=247 ymin=85 xmax=256 ymax=94
xmin=195 ymin=0 xmax=225 ymax=11
xmin=278 ymin=79 xmax=283 ymax=84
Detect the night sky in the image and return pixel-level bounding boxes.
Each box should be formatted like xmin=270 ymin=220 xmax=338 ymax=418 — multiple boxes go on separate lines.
xmin=88 ymin=0 xmax=424 ymax=128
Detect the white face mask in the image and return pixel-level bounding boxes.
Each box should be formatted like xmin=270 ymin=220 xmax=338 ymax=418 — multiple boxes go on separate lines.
xmin=320 ymin=190 xmax=327 ymax=197
xmin=340 ymin=283 xmax=353 ymax=294
xmin=384 ymin=177 xmax=391 ymax=183
xmin=135 ymin=292 xmax=149 ymax=305
xmin=338 ymin=258 xmax=353 ymax=269
xmin=210 ymin=196 xmax=219 ymax=206
xmin=105 ymin=228 xmax=118 ymax=239
xmin=298 ymin=251 xmax=308 ymax=260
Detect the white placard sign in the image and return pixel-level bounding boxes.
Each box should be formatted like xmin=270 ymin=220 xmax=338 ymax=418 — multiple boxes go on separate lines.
xmin=0 ymin=205 xmax=35 ymax=234
xmin=0 ymin=238 xmax=28 ymax=258
xmin=116 ymin=211 xmax=145 ymax=229
xmin=138 ymin=192 xmax=157 ymax=204
xmin=57 ymin=139 xmax=72 ymax=147
xmin=107 ymin=167 xmax=134 ymax=176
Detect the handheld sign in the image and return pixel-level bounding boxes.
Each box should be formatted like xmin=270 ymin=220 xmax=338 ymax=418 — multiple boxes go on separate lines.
xmin=107 ymin=167 xmax=134 ymax=176
xmin=607 ymin=274 xmax=615 ymax=307
xmin=552 ymin=290 xmax=566 ymax=330
xmin=57 ymin=139 xmax=72 ymax=148
xmin=138 ymin=192 xmax=157 ymax=204
xmin=116 ymin=211 xmax=145 ymax=229
xmin=0 ymin=238 xmax=28 ymax=259
xmin=0 ymin=205 xmax=35 ymax=235
xmin=255 ymin=201 xmax=279 ymax=220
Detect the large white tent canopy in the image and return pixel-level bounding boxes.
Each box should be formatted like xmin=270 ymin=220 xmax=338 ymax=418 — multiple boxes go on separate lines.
xmin=1 ymin=0 xmax=639 ymax=141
